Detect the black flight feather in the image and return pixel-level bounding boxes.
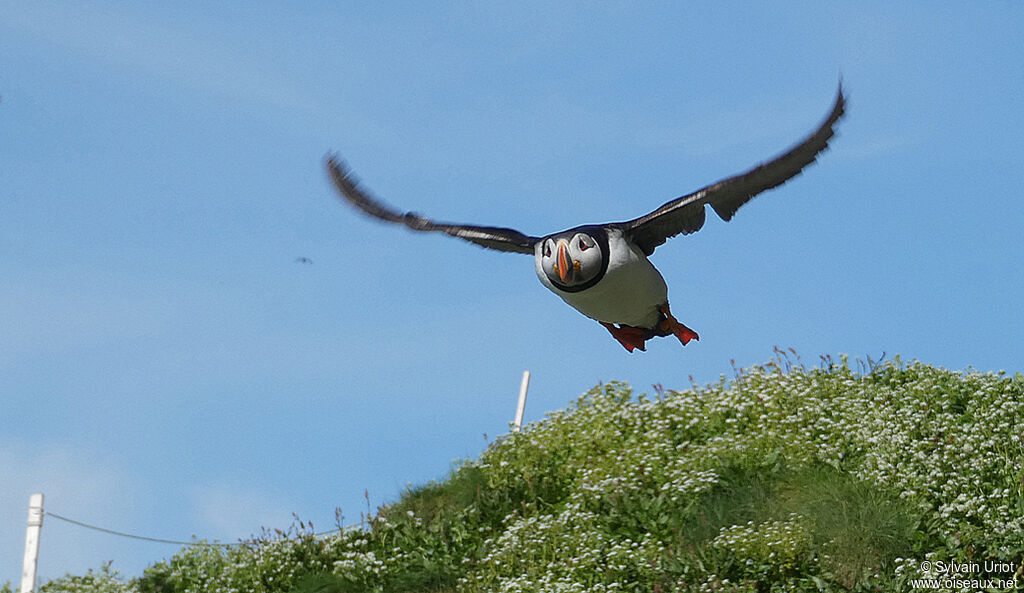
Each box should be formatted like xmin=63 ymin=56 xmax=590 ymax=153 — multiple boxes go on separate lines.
xmin=617 ymin=84 xmax=846 ymax=256
xmin=325 ymin=156 xmax=539 ymax=255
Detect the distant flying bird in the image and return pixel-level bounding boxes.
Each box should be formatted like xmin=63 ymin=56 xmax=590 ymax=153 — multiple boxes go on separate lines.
xmin=326 ymin=86 xmax=845 ymax=352
xmin=295 ymin=257 xmax=313 ymax=264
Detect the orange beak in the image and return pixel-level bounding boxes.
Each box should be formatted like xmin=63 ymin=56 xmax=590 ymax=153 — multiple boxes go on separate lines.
xmin=557 ymin=241 xmax=570 ymax=283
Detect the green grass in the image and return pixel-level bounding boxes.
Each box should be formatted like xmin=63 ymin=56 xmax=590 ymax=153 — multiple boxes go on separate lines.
xmin=28 ymin=354 xmax=1024 ymax=593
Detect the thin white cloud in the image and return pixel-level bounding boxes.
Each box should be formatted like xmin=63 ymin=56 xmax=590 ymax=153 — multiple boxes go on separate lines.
xmin=0 ymin=2 xmax=321 ymax=115
xmin=634 ymin=97 xmax=836 ymax=157
xmin=187 ymin=482 xmax=295 ymax=542
xmin=0 ymin=264 xmax=201 ymax=372
xmin=836 ymin=132 xmax=916 ymax=160
xmin=0 ymin=440 xmax=302 ymax=580
xmin=0 ymin=439 xmax=138 ymax=581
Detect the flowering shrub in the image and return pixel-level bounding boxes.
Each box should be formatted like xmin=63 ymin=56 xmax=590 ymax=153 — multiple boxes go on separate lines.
xmin=38 ymin=562 xmax=136 ymax=593
xmin=35 ymin=356 xmax=1024 ymax=593
xmin=712 ymin=514 xmax=812 ymax=577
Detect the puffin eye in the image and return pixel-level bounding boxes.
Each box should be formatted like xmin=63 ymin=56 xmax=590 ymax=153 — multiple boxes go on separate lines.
xmin=578 ymin=239 xmax=589 ymax=251
xmin=543 ymin=244 xmax=551 ymax=257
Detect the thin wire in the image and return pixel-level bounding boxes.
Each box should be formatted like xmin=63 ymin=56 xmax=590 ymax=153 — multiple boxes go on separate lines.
xmin=44 ymin=511 xmax=354 ymax=547
xmin=45 ymin=511 xmax=240 ymax=547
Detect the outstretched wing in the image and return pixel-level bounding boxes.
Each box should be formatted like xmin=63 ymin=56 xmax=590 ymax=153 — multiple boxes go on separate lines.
xmin=618 ymin=85 xmax=846 ymax=256
xmin=325 ymin=156 xmax=539 ymax=255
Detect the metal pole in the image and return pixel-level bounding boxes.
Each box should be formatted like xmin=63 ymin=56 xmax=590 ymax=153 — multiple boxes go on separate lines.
xmin=513 ymin=370 xmax=530 ymax=432
xmin=21 ymin=493 xmax=44 ymax=593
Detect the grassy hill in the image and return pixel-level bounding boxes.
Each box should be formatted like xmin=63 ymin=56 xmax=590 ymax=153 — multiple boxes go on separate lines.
xmin=32 ymin=353 xmax=1024 ymax=592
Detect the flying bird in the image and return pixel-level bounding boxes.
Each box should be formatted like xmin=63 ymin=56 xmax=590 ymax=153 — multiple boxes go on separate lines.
xmin=326 ymin=86 xmax=845 ymax=352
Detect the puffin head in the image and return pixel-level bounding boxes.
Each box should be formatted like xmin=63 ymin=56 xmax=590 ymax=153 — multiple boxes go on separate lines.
xmin=538 ymin=227 xmax=609 ymax=292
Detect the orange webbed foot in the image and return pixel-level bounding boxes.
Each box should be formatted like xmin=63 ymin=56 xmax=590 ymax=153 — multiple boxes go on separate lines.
xmin=658 ymin=304 xmax=700 ymax=346
xmin=600 ymin=321 xmax=648 ymax=352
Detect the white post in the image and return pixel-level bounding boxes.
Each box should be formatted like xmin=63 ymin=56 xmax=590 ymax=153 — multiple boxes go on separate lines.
xmin=21 ymin=493 xmax=44 ymax=593
xmin=513 ymin=370 xmax=530 ymax=432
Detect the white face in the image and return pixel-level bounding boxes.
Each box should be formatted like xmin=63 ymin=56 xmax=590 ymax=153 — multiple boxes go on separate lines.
xmin=539 ymin=232 xmax=603 ymax=288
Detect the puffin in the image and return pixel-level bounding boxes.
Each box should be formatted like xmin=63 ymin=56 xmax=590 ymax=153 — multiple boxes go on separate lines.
xmin=326 ymin=86 xmax=845 ymax=352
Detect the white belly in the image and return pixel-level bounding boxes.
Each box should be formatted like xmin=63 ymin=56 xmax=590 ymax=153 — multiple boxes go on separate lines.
xmin=535 ymin=229 xmax=668 ymax=328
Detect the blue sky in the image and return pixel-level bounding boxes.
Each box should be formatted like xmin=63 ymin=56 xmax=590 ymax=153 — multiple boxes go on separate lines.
xmin=2 ymin=1 xmax=1022 ymax=582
